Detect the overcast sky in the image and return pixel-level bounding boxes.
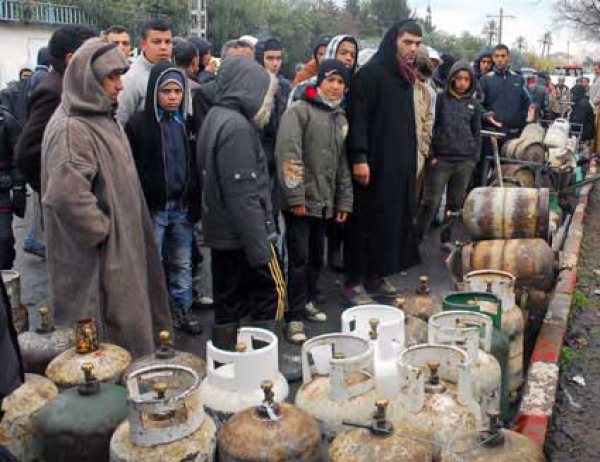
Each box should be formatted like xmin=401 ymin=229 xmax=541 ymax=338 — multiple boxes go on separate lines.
xmin=411 ymin=0 xmax=593 ymax=57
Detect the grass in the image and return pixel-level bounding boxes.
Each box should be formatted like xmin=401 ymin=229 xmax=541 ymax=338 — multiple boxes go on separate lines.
xmin=573 ymin=290 xmax=588 ymax=312
xmin=561 ymin=346 xmax=576 ymax=369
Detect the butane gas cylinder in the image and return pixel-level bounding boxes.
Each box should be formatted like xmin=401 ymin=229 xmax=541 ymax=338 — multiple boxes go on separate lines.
xmin=442 ymin=411 xmax=546 ymax=461
xmin=329 ymin=399 xmax=435 ymax=461
xmin=463 ymin=270 xmax=525 ymax=401
xmin=342 ymin=304 xmax=406 ymax=397
xmin=218 ymin=380 xmax=321 ymax=461
xmin=442 ymin=292 xmax=511 ymax=422
xmin=46 ymin=317 xmax=132 ymax=389
xmin=122 ymin=330 xmax=206 ymax=384
xmin=2 ymin=269 xmax=28 ymax=333
xmin=429 ymin=311 xmax=502 ymax=424
xmin=18 ymin=306 xmax=75 ymax=374
xmin=295 ymin=333 xmax=377 ymax=441
xmin=389 ymin=345 xmax=480 ymax=448
xmin=0 ymin=374 xmax=58 ymax=461
xmin=198 ymin=327 xmax=289 ymax=430
xmin=33 ymin=363 xmax=128 ymax=461
xmin=110 ymin=364 xmax=217 ymax=462
xmin=393 ymin=297 xmax=429 ymax=345
xmin=399 ymin=276 xmax=441 ymax=321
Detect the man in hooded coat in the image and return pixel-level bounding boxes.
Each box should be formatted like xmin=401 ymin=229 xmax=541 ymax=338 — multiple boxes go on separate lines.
xmin=343 ymin=20 xmax=423 ymax=304
xmin=41 ymin=38 xmax=172 ymax=358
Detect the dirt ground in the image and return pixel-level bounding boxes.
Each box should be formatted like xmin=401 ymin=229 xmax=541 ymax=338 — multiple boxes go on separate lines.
xmin=546 ymin=187 xmax=600 ymax=461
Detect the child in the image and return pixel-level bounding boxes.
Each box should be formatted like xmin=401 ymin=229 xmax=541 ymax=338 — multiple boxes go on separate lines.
xmin=126 ymin=62 xmax=202 ymax=335
xmin=416 ymin=61 xmax=481 ymax=249
xmin=275 ymin=59 xmax=353 ymax=343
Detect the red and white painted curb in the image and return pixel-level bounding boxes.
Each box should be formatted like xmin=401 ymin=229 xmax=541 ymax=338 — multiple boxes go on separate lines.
xmin=516 ymin=161 xmax=597 ymax=445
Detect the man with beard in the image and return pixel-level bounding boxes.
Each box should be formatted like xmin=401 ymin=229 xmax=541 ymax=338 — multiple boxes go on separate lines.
xmin=343 ymin=20 xmax=423 ymax=305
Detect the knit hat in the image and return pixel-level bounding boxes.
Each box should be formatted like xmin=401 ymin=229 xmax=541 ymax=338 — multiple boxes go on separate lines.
xmin=255 ymin=37 xmax=282 ymax=67
xmin=91 ymin=42 xmax=129 ymax=82
xmin=157 ymin=69 xmax=184 ymax=89
xmin=317 ymin=58 xmax=350 ymax=87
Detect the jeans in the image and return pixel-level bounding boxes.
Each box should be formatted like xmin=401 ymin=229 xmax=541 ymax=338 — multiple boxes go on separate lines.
xmin=283 ymin=213 xmax=325 ymax=322
xmin=416 ymin=159 xmax=476 ymax=243
xmin=0 ymin=211 xmax=14 ymax=269
xmin=152 ymin=201 xmax=194 ymax=315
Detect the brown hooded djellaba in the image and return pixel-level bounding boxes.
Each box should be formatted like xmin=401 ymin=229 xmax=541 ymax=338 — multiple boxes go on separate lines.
xmin=41 ymin=38 xmax=172 ymax=358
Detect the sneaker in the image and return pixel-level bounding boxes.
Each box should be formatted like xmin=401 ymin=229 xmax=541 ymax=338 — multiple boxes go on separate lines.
xmin=285 ymin=321 xmax=307 ymax=344
xmin=175 ymin=311 xmax=203 ymax=335
xmin=341 ymin=284 xmax=375 ymax=306
xmin=304 ymin=302 xmax=327 ymax=322
xmin=364 ymin=277 xmax=403 ymax=298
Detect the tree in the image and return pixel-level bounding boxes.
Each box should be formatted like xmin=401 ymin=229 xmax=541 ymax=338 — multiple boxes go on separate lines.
xmin=425 ymin=30 xmax=486 ymax=62
xmin=481 ymin=19 xmax=497 ymax=46
xmin=514 ymin=36 xmax=527 ymax=53
xmin=369 ymin=0 xmax=412 ymax=31
xmin=345 ymin=0 xmax=360 ymax=18
xmin=556 ymin=0 xmax=600 ymax=42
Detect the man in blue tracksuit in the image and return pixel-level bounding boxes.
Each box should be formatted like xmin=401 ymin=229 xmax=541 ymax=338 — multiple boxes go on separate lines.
xmin=480 ymin=44 xmax=531 ymax=134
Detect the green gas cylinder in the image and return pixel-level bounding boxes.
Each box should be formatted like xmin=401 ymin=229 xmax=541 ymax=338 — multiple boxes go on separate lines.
xmin=443 ymin=292 xmax=510 ymax=423
xmin=33 ymin=363 xmax=128 ymax=462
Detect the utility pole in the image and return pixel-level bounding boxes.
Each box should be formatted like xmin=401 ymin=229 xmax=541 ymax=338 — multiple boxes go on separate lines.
xmin=487 ymin=7 xmax=516 ymax=45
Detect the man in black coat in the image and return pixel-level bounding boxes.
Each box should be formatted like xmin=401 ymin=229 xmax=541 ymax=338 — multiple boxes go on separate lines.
xmin=343 ymin=20 xmax=423 ymax=305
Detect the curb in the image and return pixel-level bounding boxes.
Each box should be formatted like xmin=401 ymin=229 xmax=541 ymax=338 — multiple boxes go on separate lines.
xmin=516 ymin=160 xmax=597 ymax=445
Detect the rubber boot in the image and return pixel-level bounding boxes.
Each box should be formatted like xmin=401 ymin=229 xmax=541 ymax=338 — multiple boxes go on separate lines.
xmin=211 ymin=322 xmax=239 ymax=351
xmin=242 ymin=318 xmax=303 ymax=383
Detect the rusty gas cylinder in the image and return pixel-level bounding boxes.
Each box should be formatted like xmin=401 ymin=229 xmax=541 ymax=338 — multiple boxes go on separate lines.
xmin=463 ymin=187 xmax=550 ymax=241
xmin=393 ymin=297 xmax=429 ymax=345
xmin=46 ymin=318 xmax=131 ymax=389
xmin=33 ymin=363 xmax=128 ymax=462
xmin=389 ymin=346 xmax=480 ymax=448
xmin=448 ymin=238 xmax=557 ymax=291
xmin=0 ymin=374 xmax=58 ymax=461
xmin=399 ymin=276 xmax=442 ymax=321
xmin=110 ymin=364 xmax=217 ymax=462
xmin=2 ymin=269 xmax=28 ymax=333
xmin=122 ymin=330 xmax=206 ymax=384
xmin=329 ymin=400 xmax=434 ymax=461
xmin=442 ymin=411 xmax=545 ymax=461
xmin=295 ymin=333 xmax=377 ymax=441
xmin=218 ymin=380 xmax=321 ymax=461
xmin=496 ymin=164 xmax=536 ymax=188
xmin=18 ymin=306 xmax=75 ymax=375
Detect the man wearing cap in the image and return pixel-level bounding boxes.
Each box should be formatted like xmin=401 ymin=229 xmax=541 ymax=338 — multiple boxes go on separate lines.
xmin=41 ymin=38 xmax=172 ymax=357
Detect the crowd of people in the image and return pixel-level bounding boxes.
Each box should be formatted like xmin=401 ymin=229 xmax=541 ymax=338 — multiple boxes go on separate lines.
xmin=0 ymin=19 xmax=598 ymax=373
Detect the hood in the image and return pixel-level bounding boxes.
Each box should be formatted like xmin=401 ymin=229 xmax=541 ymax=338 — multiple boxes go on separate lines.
xmin=446 ymin=60 xmax=476 ymax=98
xmin=214 ymin=55 xmax=276 ymax=121
xmin=433 ymin=54 xmax=457 ymax=88
xmin=324 ymin=35 xmax=359 ymax=73
xmin=571 ymin=84 xmax=587 ymax=104
xmin=144 ymin=62 xmax=188 ymax=123
xmin=370 ymin=20 xmax=419 ymax=74
xmin=313 ymin=33 xmax=334 ymax=61
xmin=62 ymin=37 xmax=130 ymax=116
xmin=300 ymin=85 xmax=344 ymax=112
xmin=255 ymin=37 xmax=282 ymax=68
xmin=473 ymin=47 xmax=493 ymax=78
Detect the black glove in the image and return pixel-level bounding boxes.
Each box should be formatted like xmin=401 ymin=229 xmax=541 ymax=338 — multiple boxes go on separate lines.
xmin=11 ymin=185 xmax=26 ymax=218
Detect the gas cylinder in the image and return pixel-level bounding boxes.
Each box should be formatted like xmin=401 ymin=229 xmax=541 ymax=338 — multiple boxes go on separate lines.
xmin=33 ymin=363 xmax=128 ymax=461
xmin=110 ymin=364 xmax=217 ymax=462
xmin=329 ymin=399 xmax=435 ymax=462
xmin=463 ymin=270 xmax=525 ymax=400
xmin=18 ymin=306 xmax=75 ymax=375
xmin=295 ymin=333 xmax=377 ymax=441
xmin=448 ymin=238 xmax=557 ymax=291
xmin=341 ymin=304 xmax=406 ymax=397
xmin=198 ymin=327 xmax=288 ymax=429
xmin=397 ymin=276 xmax=441 ymax=321
xmin=218 ymin=380 xmax=321 ymax=461
xmin=122 ymin=330 xmax=206 ymax=384
xmin=393 ymin=297 xmax=429 ymax=345
xmin=389 ymin=345 xmax=480 ymax=448
xmin=442 ymin=411 xmax=545 ymax=461
xmin=0 ymin=374 xmax=58 ymax=461
xmin=2 ymin=269 xmax=28 ymax=333
xmin=462 ymin=187 xmax=550 ymax=241
xmin=442 ymin=292 xmax=511 ymax=421
xmin=46 ymin=317 xmax=132 ymax=389
xmin=429 ymin=311 xmax=502 ymax=424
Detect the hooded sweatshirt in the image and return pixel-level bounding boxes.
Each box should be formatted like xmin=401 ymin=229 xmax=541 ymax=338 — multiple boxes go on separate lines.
xmin=289 ymin=35 xmax=359 ymax=107
xmin=126 ymin=63 xmax=201 ymax=220
xmin=292 ymin=33 xmax=334 ymax=87
xmin=41 ymin=38 xmax=172 ymax=357
xmin=431 ymin=61 xmax=482 ymax=161
xmin=197 ymin=56 xmax=279 ymax=267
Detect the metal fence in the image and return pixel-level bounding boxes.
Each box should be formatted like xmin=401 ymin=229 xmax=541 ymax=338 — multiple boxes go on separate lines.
xmin=0 ymin=1 xmax=91 ymax=25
